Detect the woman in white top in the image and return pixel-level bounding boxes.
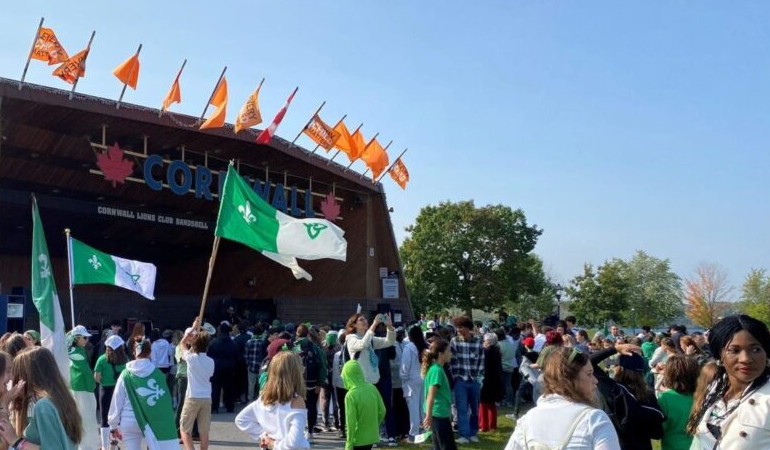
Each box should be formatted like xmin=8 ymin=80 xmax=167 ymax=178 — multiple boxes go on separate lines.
xmin=505 ymin=347 xmax=621 ymax=450
xmin=344 ymin=313 xmax=395 ymax=384
xmin=235 ymin=351 xmax=310 ymax=449
xmin=400 ymin=325 xmax=427 ymax=441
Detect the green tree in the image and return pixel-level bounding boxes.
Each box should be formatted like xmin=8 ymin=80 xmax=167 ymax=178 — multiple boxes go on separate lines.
xmin=740 ymin=269 xmax=770 ymax=326
xmin=505 ymin=258 xmax=556 ymax=321
xmin=566 ymin=262 xmax=629 ymax=326
xmin=400 ymin=200 xmax=543 ymax=318
xmin=623 ymin=251 xmax=683 ymax=327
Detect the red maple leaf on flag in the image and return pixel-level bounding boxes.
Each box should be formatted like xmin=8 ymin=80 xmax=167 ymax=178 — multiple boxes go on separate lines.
xmin=320 ymin=192 xmax=341 ymax=221
xmin=96 ymin=142 xmax=134 ymax=187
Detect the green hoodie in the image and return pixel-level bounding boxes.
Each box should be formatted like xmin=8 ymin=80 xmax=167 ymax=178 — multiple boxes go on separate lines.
xmin=342 ymin=361 xmax=385 ymax=450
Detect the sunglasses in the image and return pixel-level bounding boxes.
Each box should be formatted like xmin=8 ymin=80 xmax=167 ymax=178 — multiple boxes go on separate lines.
xmin=568 ymin=347 xmax=584 ymax=364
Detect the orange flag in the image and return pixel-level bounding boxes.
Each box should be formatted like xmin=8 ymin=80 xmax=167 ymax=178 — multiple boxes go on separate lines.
xmin=333 ymin=121 xmax=353 ymax=152
xmin=52 ymin=49 xmax=88 ymax=84
xmin=373 ymin=147 xmax=390 ymax=181
xmin=361 ymin=139 xmax=389 ymax=179
xmin=162 ymin=77 xmax=181 ymax=112
xmin=200 ymin=77 xmax=228 ymax=130
xmin=389 ymin=158 xmax=409 ymax=189
xmin=31 ymin=27 xmax=69 ymax=65
xmin=234 ymin=85 xmax=263 ymax=133
xmin=113 ymin=53 xmax=140 ymax=89
xmin=348 ymin=129 xmax=366 ymax=162
xmin=304 ymin=114 xmax=341 ymax=151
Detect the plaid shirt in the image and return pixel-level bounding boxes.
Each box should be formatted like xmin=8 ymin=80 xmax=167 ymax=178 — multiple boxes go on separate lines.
xmin=450 ymin=334 xmax=485 ymax=381
xmin=244 ymin=337 xmax=267 ymax=373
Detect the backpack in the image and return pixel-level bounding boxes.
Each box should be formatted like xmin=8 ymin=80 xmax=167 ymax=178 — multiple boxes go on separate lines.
xmin=341 ymin=340 xmax=364 ymax=363
xmin=294 ymin=339 xmax=322 ymax=388
xmin=522 ymin=407 xmax=591 ymax=450
xmin=597 ymin=378 xmax=631 ymax=435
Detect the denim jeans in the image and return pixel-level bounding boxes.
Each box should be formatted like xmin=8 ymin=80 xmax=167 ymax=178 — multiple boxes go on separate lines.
xmin=453 ymin=378 xmax=480 ymax=439
xmin=502 ymin=371 xmax=514 ymax=405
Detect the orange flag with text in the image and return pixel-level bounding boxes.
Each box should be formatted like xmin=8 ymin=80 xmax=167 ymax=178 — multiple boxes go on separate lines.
xmin=304 ymin=114 xmax=340 ymax=151
xmin=113 ymin=53 xmax=140 ymax=89
xmin=31 ymin=27 xmax=69 ymax=65
xmin=52 ymin=49 xmax=88 ymax=84
xmin=389 ymin=158 xmax=409 ymax=189
xmin=234 ymin=85 xmax=263 ymax=133
xmin=200 ymin=77 xmax=228 ymax=130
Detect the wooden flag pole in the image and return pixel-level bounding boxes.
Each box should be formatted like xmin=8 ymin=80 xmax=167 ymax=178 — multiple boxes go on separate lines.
xmin=313 ymin=114 xmax=347 ymax=155
xmin=362 ymin=139 xmax=392 ymax=178
xmin=19 ymin=17 xmax=44 ymax=90
xmin=290 ymin=101 xmax=326 ymax=148
xmin=63 ymin=228 xmax=76 ymax=329
xmin=376 ymin=147 xmax=408 ymax=183
xmin=199 ymin=66 xmax=227 ymax=122
xmin=69 ymin=30 xmax=96 ymax=100
xmin=116 ymin=43 xmax=142 ymax=110
xmin=159 ymin=58 xmax=187 ymax=117
xmin=347 ymin=132 xmax=378 ymax=170
xmin=198 ymin=235 xmax=221 ymax=322
xmin=328 ymin=121 xmax=362 ymax=163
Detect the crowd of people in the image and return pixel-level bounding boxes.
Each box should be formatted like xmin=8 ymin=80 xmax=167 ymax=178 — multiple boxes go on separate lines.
xmin=0 ymin=309 xmax=767 ymax=449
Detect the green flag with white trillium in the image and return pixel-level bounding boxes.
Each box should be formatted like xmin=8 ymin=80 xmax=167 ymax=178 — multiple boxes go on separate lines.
xmin=68 ymin=237 xmax=157 ymax=300
xmin=31 ymin=197 xmax=70 ymax=382
xmin=215 ymin=164 xmax=347 ymax=280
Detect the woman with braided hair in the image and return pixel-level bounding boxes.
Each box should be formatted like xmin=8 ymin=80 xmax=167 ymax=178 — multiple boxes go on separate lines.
xmin=687 ymin=314 xmax=770 ymax=449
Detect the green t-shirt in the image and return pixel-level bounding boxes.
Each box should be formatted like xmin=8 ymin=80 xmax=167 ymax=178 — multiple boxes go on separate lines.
xmin=424 ymin=363 xmax=451 ymax=419
xmin=641 ymin=341 xmax=658 ymax=360
xmin=93 ymin=354 xmax=126 ymax=387
xmin=69 ymin=346 xmax=95 ymax=392
xmin=24 ymin=397 xmax=77 ymax=449
xmin=658 ymin=390 xmax=694 ymax=450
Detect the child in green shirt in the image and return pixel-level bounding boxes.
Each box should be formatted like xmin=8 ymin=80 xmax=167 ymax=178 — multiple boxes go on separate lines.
xmin=342 ymin=360 xmax=386 ymax=450
xmin=423 ymin=339 xmax=456 ymax=450
xmin=659 ymin=355 xmax=699 ymax=450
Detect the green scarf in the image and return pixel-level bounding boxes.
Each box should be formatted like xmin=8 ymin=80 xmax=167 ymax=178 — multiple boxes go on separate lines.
xmin=122 ymin=369 xmax=177 ymax=444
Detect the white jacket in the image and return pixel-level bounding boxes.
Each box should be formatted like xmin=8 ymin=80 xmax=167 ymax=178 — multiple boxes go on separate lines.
xmin=108 ymin=358 xmax=156 ymax=429
xmin=345 ymin=329 xmax=395 ymax=384
xmin=150 ymin=339 xmax=172 ymax=369
xmin=690 ymin=380 xmax=770 ymax=450
xmin=332 ymin=351 xmax=345 ymax=389
xmin=235 ymin=399 xmax=310 ymax=449
xmin=400 ymin=341 xmax=423 ymax=397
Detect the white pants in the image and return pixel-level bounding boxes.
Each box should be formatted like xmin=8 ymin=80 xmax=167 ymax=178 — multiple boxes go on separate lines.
xmin=72 ymin=390 xmax=99 ymax=450
xmin=404 ymin=381 xmax=424 ymax=437
xmin=118 ymin=416 xmax=146 ymax=450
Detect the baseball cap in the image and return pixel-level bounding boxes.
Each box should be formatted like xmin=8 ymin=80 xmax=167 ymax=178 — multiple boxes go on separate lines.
xmin=24 ymin=330 xmax=40 ymax=342
xmin=619 ymin=353 xmax=645 ymax=373
xmin=427 ymin=320 xmax=436 ymax=330
xmin=105 ymin=335 xmax=124 ymax=350
xmin=202 ymin=322 xmax=216 ymax=335
xmin=70 ymin=325 xmax=92 ymax=338
xmin=522 ymin=337 xmax=535 ymax=349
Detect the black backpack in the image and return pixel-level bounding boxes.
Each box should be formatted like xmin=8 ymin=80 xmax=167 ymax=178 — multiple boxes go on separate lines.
xmin=294 ymin=340 xmax=322 ymax=388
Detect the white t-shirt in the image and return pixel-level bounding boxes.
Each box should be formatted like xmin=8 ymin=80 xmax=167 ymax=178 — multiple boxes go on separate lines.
xmin=183 ymin=350 xmax=214 ymax=399
xmin=235 ymin=399 xmax=310 ymax=449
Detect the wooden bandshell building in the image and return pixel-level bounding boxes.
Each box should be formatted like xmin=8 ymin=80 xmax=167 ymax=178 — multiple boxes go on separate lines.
xmin=0 ymin=78 xmax=412 ymax=330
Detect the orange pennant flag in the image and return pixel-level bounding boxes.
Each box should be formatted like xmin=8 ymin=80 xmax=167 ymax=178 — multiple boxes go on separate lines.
xmin=52 ymin=49 xmax=88 ymax=84
xmin=373 ymin=147 xmax=390 ymax=181
xmin=389 ymin=158 xmax=409 ymax=189
xmin=113 ymin=53 xmax=140 ymax=89
xmin=332 ymin=121 xmax=353 ymax=152
xmin=348 ymin=129 xmax=366 ymax=162
xmin=361 ymin=139 xmax=389 ymax=179
xmin=234 ymin=85 xmax=263 ymax=133
xmin=162 ymin=77 xmax=181 ymax=112
xmin=200 ymin=77 xmax=228 ymax=130
xmin=32 ymin=27 xmax=69 ymax=65
xmin=304 ymin=114 xmax=341 ymax=151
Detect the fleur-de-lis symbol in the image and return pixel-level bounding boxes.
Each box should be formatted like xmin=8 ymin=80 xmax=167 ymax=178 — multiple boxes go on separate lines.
xmin=238 ymin=202 xmax=257 ymax=224
xmin=303 ymin=223 xmax=328 ymax=240
xmin=38 ymin=254 xmax=51 ymax=279
xmin=89 ymin=255 xmax=102 ymax=270
xmin=136 ymin=379 xmax=165 ymax=406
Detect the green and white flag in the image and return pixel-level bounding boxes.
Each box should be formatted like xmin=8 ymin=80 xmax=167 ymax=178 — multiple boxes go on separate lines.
xmin=68 ymin=237 xmax=157 ymax=300
xmin=31 ymin=197 xmax=70 ymax=382
xmin=215 ymin=164 xmax=347 ymax=280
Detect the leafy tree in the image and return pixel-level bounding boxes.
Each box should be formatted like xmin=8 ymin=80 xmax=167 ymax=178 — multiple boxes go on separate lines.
xmin=740 ymin=269 xmax=770 ymax=326
xmin=684 ymin=263 xmax=734 ymax=328
xmin=505 ymin=258 xmax=556 ymax=321
xmin=566 ymin=262 xmax=629 ymax=326
xmin=401 ymin=200 xmax=543 ymax=319
xmin=623 ymin=251 xmax=683 ymax=327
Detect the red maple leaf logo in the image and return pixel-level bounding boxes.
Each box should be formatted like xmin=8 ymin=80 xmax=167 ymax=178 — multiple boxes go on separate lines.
xmin=320 ymin=192 xmax=341 ymax=221
xmin=96 ymin=142 xmax=134 ymax=187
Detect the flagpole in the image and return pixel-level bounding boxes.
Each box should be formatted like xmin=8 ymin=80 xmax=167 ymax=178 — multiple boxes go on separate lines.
xmin=347 ymin=132 xmax=378 ymax=170
xmin=313 ymin=114 xmax=346 ymax=155
xmin=19 ymin=17 xmax=44 ymax=90
xmin=328 ymin=121 xmax=362 ymax=163
xmin=116 ymin=43 xmax=142 ymax=110
xmin=361 ymin=140 xmax=392 ymax=178
xmin=69 ymin=30 xmax=96 ymax=100
xmin=63 ymin=228 xmax=76 ymax=329
xmin=376 ymin=148 xmax=409 ymax=183
xmin=198 ymin=235 xmax=221 ymax=322
xmin=159 ymin=58 xmax=187 ymax=117
xmin=199 ymin=66 xmax=227 ymax=122
xmin=290 ymin=101 xmax=326 ymax=148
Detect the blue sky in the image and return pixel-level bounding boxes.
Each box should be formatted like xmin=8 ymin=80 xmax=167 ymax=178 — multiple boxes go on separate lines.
xmin=1 ymin=1 xmax=769 ymax=293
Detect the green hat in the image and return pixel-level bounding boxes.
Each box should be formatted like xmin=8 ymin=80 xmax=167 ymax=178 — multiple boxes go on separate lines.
xmin=25 ymin=330 xmax=40 ymax=342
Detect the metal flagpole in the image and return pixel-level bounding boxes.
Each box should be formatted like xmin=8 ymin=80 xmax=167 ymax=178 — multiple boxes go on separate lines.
xmin=69 ymin=31 xmax=96 ymax=100
xmin=63 ymin=228 xmax=76 ymax=329
xmin=116 ymin=43 xmax=142 ymax=109
xmin=19 ymin=17 xmax=44 ymax=90
xmin=347 ymin=133 xmax=379 ymax=170
xmin=159 ymin=58 xmax=187 ymax=117
xmin=328 ymin=121 xmax=362 ymax=164
xmin=362 ymin=140 xmax=392 ymax=178
xmin=314 ymin=114 xmax=347 ymax=155
xmin=199 ymin=66 xmax=228 ymax=122
xmin=290 ymin=101 xmax=326 ymax=148
xmin=376 ymin=147 xmax=408 ymax=183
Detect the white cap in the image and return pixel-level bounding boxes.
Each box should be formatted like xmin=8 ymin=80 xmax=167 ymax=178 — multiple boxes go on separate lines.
xmin=202 ymin=323 xmax=216 ymax=336
xmin=105 ymin=335 xmax=124 ymax=350
xmin=71 ymin=325 xmax=92 ymax=338
xmin=427 ymin=320 xmax=436 ymax=330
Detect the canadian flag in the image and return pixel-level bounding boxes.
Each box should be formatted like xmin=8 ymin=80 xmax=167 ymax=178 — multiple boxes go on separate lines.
xmin=256 ymin=87 xmax=297 ymax=144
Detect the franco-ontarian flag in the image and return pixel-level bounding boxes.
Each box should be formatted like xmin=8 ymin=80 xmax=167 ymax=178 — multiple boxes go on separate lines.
xmin=215 ymin=164 xmax=347 ymax=281
xmin=68 ymin=237 xmax=157 ymax=300
xmin=31 ymin=197 xmax=70 ymax=382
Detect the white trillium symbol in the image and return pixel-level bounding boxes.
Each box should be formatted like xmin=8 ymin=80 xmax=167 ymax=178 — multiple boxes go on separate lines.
xmin=238 ymin=202 xmax=257 ymax=224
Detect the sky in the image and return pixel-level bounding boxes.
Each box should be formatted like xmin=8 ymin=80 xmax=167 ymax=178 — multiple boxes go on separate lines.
xmin=1 ymin=1 xmax=769 ymax=294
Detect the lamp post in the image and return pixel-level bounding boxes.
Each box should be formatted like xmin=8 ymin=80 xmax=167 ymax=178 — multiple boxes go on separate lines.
xmin=631 ymin=307 xmax=637 ymax=336
xmin=555 ymin=283 xmax=563 ymax=319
